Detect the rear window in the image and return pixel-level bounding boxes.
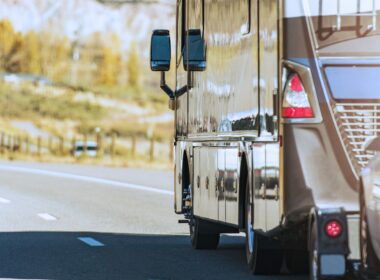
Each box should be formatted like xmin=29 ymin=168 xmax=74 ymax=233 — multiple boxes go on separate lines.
xmin=325 ymin=66 xmax=380 ymax=99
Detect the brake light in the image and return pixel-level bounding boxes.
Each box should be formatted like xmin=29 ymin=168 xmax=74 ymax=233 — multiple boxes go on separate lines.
xmin=282 ymin=74 xmax=314 ymax=118
xmin=325 ymin=220 xmax=343 ymax=238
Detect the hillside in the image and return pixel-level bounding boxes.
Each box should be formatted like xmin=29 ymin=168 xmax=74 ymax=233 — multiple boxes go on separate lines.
xmin=0 ymin=0 xmax=175 ymax=56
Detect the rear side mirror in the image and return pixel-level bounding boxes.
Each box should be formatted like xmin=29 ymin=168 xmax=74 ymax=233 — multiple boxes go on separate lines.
xmin=150 ymin=29 xmax=171 ymax=72
xmin=184 ymin=29 xmax=206 ymax=72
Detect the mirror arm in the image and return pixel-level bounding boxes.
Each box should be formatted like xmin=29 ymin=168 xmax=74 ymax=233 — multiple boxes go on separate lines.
xmin=161 ymin=71 xmax=194 ymax=99
xmin=160 ymin=72 xmax=175 ymax=99
xmin=175 ymin=72 xmax=193 ymax=98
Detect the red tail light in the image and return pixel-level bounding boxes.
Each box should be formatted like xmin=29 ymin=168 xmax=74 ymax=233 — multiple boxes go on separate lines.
xmin=325 ymin=220 xmax=343 ymax=238
xmin=282 ymin=74 xmax=314 ymax=118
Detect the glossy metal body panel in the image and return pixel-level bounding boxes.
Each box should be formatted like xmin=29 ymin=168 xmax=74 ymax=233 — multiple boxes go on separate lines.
xmin=172 ymin=0 xmax=380 ymax=235
xmin=173 ymin=0 xmax=280 ymax=229
xmin=192 ymin=144 xmax=240 ymax=225
xmin=253 ymin=143 xmax=281 ymax=231
xmin=175 ymin=0 xmax=188 ymax=137
xmin=283 ymin=124 xmax=358 ymax=223
xmin=225 ymin=148 xmax=239 ymax=225
xmin=185 ymin=0 xmax=261 ymax=138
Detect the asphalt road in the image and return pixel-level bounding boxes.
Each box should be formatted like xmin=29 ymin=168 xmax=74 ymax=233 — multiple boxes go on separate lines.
xmin=0 ymin=160 xmax=307 ymax=280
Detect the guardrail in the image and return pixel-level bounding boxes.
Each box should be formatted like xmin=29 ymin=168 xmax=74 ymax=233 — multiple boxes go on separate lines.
xmin=0 ymin=131 xmax=173 ymax=163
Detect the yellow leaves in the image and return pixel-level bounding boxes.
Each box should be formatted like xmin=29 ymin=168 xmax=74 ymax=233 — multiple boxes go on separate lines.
xmin=0 ymin=19 xmax=16 ymax=58
xmin=127 ymin=42 xmax=140 ymax=88
xmin=0 ymin=20 xmax=142 ymax=89
xmin=97 ymin=33 xmax=122 ymax=86
xmin=22 ymin=31 xmax=41 ymax=74
xmin=0 ymin=19 xmax=23 ymax=72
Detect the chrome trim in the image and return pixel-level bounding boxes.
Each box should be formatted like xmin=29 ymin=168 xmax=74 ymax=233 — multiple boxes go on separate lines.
xmin=319 ymin=57 xmax=380 ymax=62
xmin=335 ymin=0 xmax=377 ymax=31
xmin=185 ymin=132 xmax=259 ymax=142
xmin=333 ymin=103 xmax=380 ymax=175
xmin=281 ymin=60 xmax=323 ymax=124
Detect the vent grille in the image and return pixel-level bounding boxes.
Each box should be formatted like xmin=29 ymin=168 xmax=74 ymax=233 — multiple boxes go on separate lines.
xmin=333 ymin=103 xmax=380 ymax=174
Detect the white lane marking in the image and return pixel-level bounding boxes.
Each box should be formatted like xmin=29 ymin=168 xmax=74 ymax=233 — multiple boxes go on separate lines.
xmin=0 ymin=197 xmax=10 ymax=204
xmin=0 ymin=165 xmax=174 ymax=196
xmin=38 ymin=213 xmax=57 ymax=221
xmin=78 ymin=237 xmax=104 ymax=247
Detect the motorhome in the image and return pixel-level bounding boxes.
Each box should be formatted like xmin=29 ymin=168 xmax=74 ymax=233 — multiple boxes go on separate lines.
xmin=151 ymin=0 xmax=380 ymax=279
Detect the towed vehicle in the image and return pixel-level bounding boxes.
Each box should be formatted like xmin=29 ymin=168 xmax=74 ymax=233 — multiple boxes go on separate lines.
xmin=151 ymin=0 xmax=380 ymax=279
xmin=361 ymin=137 xmax=380 ymax=279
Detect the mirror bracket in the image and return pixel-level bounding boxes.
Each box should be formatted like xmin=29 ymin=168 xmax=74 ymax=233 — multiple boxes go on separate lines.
xmin=160 ymin=71 xmax=193 ymax=100
xmin=160 ymin=72 xmax=175 ymax=99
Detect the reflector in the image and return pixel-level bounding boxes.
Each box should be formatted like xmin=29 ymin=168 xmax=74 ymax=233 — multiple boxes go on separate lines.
xmin=289 ymin=75 xmax=303 ymax=92
xmin=325 ymin=220 xmax=343 ymax=238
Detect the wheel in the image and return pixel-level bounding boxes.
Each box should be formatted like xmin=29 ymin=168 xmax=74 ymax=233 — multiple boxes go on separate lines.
xmin=245 ymin=181 xmax=283 ymax=275
xmin=190 ymin=217 xmax=220 ymax=250
xmin=360 ymin=185 xmax=380 ymax=277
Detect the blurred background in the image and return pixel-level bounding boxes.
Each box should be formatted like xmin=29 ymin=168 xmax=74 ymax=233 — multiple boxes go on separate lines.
xmin=0 ymin=0 xmax=175 ymax=169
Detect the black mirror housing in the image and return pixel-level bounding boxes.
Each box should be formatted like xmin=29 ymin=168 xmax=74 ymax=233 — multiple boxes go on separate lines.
xmin=184 ymin=29 xmax=206 ymax=72
xmin=150 ymin=29 xmax=171 ymax=72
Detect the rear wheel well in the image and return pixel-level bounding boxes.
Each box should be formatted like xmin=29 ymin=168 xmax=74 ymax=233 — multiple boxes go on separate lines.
xmin=182 ymin=151 xmax=190 ymax=210
xmin=239 ymin=153 xmax=249 ymax=229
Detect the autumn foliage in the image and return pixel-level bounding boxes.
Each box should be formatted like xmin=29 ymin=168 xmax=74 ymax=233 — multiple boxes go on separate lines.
xmin=0 ymin=19 xmax=140 ymax=88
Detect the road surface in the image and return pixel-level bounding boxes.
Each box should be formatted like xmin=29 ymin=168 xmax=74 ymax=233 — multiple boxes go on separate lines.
xmin=0 ymin=160 xmax=307 ymax=280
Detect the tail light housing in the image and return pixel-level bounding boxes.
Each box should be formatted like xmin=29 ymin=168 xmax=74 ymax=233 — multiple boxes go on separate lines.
xmin=282 ymin=74 xmax=314 ymax=118
xmin=325 ymin=220 xmax=343 ymax=238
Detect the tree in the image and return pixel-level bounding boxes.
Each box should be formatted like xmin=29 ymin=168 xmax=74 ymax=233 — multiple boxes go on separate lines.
xmin=0 ymin=19 xmax=23 ymax=73
xmin=51 ymin=36 xmax=71 ymax=82
xmin=22 ymin=31 xmax=41 ymax=74
xmin=127 ymin=42 xmax=140 ymax=88
xmin=97 ymin=33 xmax=121 ymax=86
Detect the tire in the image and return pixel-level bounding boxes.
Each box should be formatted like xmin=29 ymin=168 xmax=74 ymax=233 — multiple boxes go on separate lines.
xmin=285 ymin=250 xmax=309 ymax=274
xmin=360 ymin=185 xmax=380 ymax=277
xmin=190 ymin=217 xmax=220 ymax=250
xmin=309 ymin=222 xmax=321 ymax=280
xmin=245 ymin=181 xmax=283 ymax=275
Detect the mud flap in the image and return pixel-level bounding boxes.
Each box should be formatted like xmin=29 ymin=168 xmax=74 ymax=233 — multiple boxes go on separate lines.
xmin=310 ymin=207 xmax=350 ymax=277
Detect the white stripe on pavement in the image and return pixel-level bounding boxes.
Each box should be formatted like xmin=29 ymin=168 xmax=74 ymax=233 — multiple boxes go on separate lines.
xmin=38 ymin=213 xmax=58 ymax=221
xmin=0 ymin=165 xmax=174 ymax=196
xmin=0 ymin=197 xmax=10 ymax=204
xmin=78 ymin=237 xmax=104 ymax=247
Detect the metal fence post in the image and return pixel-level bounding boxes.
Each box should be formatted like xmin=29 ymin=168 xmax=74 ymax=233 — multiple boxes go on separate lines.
xmin=25 ymin=136 xmax=29 ymax=155
xmin=96 ymin=132 xmax=102 ymax=156
xmin=111 ymin=133 xmax=116 ymax=158
xmin=59 ymin=137 xmax=64 ymax=156
xmin=149 ymin=137 xmax=155 ymax=162
xmin=37 ymin=136 xmax=42 ymax=156
xmin=131 ymin=135 xmax=136 ymax=158
xmin=169 ymin=138 xmax=173 ymax=161
xmin=0 ymin=133 xmax=4 ymax=154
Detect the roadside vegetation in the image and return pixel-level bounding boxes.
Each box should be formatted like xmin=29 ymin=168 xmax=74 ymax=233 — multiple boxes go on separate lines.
xmin=0 ymin=19 xmax=174 ymax=169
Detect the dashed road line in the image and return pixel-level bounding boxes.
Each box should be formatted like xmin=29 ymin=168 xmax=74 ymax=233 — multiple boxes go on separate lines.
xmin=38 ymin=213 xmax=58 ymax=221
xmin=0 ymin=197 xmax=10 ymax=204
xmin=78 ymin=237 xmax=105 ymax=247
xmin=0 ymin=165 xmax=173 ymax=196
